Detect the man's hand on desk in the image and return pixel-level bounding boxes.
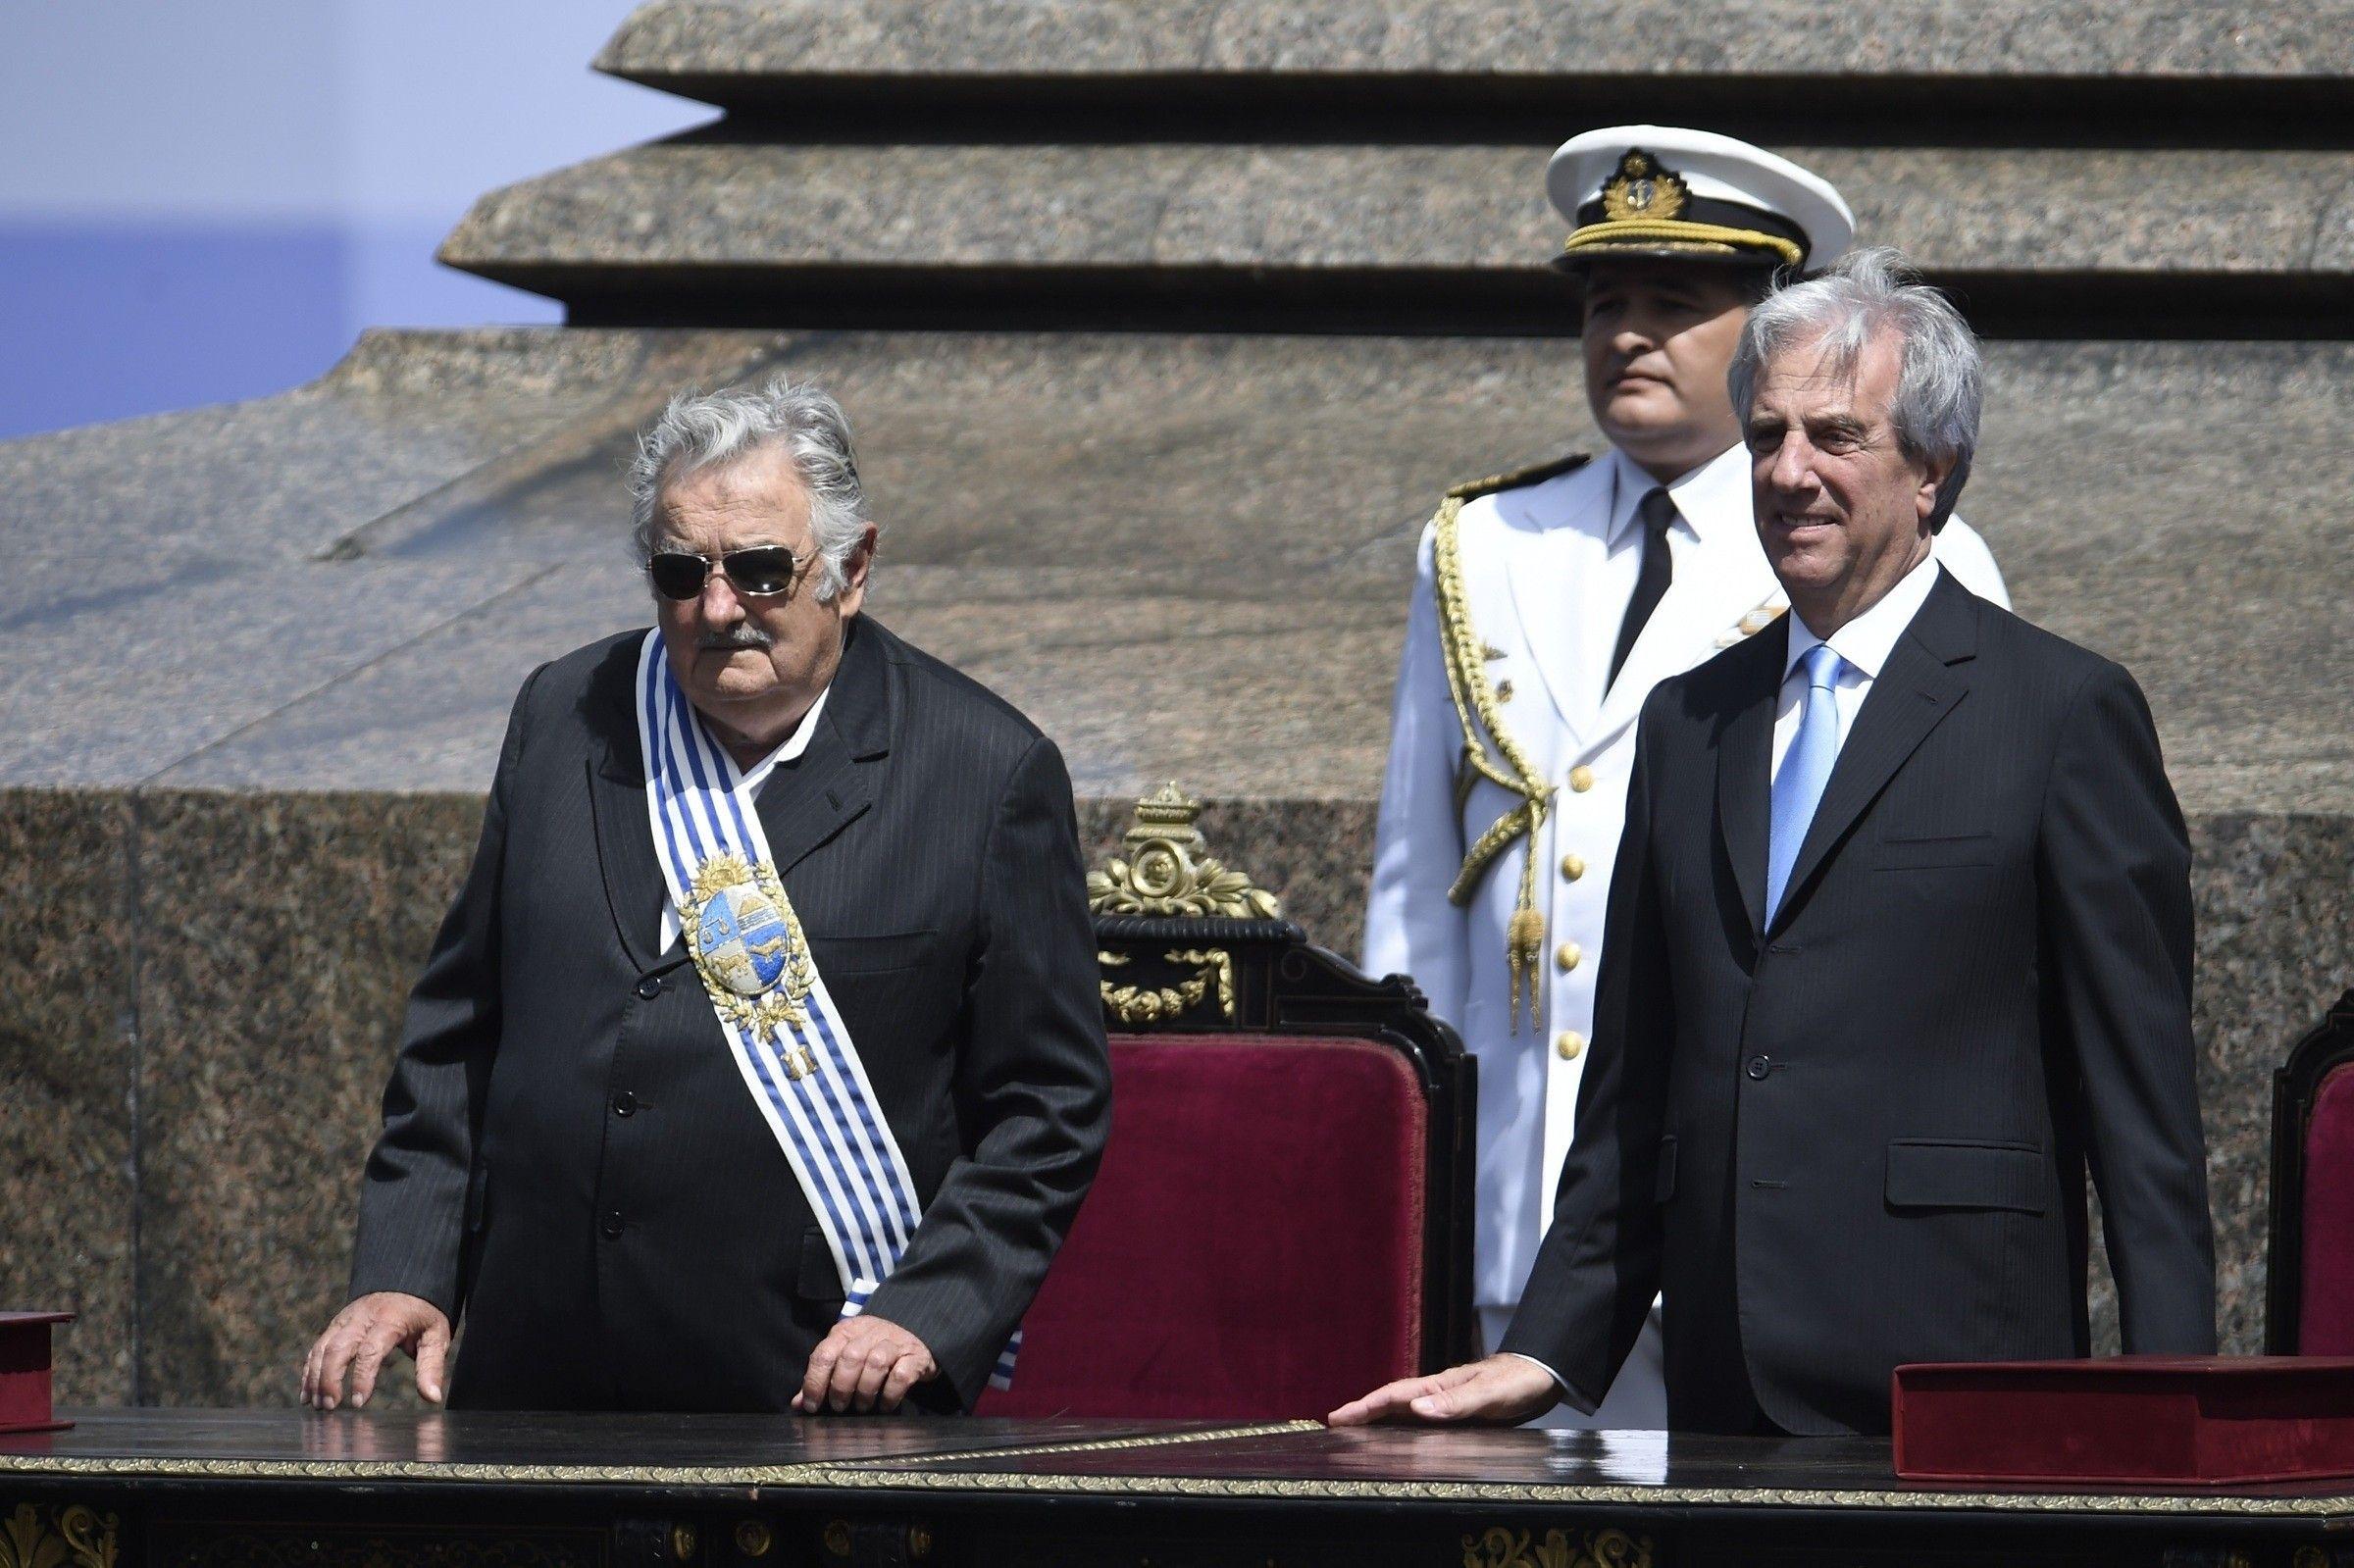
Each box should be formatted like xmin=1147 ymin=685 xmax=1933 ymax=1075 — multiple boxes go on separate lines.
xmin=302 ymin=1292 xmax=452 ymax=1410
xmin=1327 ymin=1354 xmax=1561 ymax=1428
xmin=793 ymin=1312 xmax=939 ymax=1414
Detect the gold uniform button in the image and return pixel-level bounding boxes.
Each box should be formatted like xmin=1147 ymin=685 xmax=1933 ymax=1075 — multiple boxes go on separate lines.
xmin=1556 ymin=941 xmax=1581 ymax=972
xmin=1561 ymin=852 xmax=1585 ymax=881
xmin=1568 ymin=765 xmax=1595 ymax=792
xmin=1555 ymin=1031 xmax=1585 ymax=1061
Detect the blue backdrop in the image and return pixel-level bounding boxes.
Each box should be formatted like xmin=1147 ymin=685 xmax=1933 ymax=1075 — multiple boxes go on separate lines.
xmin=0 ymin=1 xmax=707 ymax=440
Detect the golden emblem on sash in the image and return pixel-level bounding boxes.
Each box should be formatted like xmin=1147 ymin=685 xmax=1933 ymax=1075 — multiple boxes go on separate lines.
xmin=680 ymin=852 xmax=818 ymax=1076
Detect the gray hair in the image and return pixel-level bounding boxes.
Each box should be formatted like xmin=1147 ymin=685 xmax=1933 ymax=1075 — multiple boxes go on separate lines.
xmin=1726 ymin=246 xmax=1982 ymax=530
xmin=625 ymin=376 xmax=871 ymax=601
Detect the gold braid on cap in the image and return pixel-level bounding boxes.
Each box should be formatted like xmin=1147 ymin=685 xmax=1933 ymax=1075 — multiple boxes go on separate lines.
xmin=1561 ymin=149 xmax=1805 ymax=268
xmin=1561 ymin=220 xmax=1802 ymax=267
xmin=1429 ymin=454 xmax=1589 ymax=1033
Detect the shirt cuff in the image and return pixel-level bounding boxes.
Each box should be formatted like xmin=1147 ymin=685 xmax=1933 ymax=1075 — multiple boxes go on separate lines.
xmin=1501 ymin=1352 xmax=1577 ymax=1402
xmin=1501 ymin=1351 xmax=1612 ymax=1415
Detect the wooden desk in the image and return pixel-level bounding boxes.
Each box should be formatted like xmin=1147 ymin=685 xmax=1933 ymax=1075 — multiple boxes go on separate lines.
xmin=5 ymin=1408 xmax=2350 ymax=1566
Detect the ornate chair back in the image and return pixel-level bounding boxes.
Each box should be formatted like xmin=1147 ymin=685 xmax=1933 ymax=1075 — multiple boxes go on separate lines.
xmin=978 ymin=785 xmax=1475 ymax=1419
xmin=2266 ymin=989 xmax=2354 ymax=1354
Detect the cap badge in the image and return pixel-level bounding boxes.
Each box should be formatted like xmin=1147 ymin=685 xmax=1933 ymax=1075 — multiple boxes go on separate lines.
xmin=1601 ymin=150 xmax=1691 ymax=224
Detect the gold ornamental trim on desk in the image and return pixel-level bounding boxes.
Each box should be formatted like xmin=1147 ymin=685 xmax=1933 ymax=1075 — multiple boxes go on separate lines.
xmin=1087 ymin=784 xmax=1281 ymax=922
xmin=762 ymin=1467 xmax=2354 ymax=1518
xmin=1463 ymin=1525 xmax=1653 ymax=1568
xmin=0 ymin=1502 xmax=118 ymax=1568
xmin=3 ymin=1446 xmax=2352 ymax=1517
xmin=0 ymin=1455 xmax=818 ymax=1488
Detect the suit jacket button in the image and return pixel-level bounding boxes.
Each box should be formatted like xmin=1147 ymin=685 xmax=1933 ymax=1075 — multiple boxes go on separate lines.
xmin=1568 ymin=765 xmax=1596 ymax=793
xmin=1555 ymin=941 xmax=1581 ymax=972
xmin=1555 ymin=1032 xmax=1584 ymax=1061
xmin=1561 ymin=852 xmax=1585 ymax=881
xmin=635 ymin=976 xmax=662 ymax=1000
xmin=612 ymin=1090 xmax=639 ymax=1118
xmin=1747 ymin=1055 xmax=1772 ymax=1081
xmin=600 ymin=1209 xmax=625 ymax=1239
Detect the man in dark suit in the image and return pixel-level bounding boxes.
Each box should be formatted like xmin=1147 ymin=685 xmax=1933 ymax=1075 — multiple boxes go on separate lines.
xmin=304 ymin=377 xmax=1110 ymax=1416
xmin=1334 ymin=248 xmax=2215 ymax=1436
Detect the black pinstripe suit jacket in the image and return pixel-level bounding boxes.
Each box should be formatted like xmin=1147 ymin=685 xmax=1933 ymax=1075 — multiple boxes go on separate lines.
xmin=348 ymin=616 xmax=1111 ymax=1412
xmin=1501 ymin=568 xmax=2217 ymax=1435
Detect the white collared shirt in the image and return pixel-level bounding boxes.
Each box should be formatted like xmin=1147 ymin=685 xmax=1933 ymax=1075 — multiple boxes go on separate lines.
xmin=1585 ymin=444 xmax=1753 ymax=705
xmin=655 ymin=683 xmax=832 ymax=953
xmin=1770 ymin=553 xmax=1943 ymax=782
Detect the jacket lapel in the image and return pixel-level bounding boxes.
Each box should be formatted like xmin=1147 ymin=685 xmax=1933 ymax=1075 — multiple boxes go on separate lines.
xmin=1502 ymin=460 xmax=1611 ymax=745
xmin=1715 ymin=622 xmax=1784 ymax=941
xmin=754 ymin=618 xmax=888 ymax=881
xmin=588 ymin=644 xmax=666 ymax=972
xmin=1769 ymin=573 xmax=1979 ymax=933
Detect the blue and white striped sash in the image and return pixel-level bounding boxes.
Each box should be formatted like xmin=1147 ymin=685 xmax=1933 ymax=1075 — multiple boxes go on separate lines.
xmin=636 ymin=631 xmax=1017 ymax=1390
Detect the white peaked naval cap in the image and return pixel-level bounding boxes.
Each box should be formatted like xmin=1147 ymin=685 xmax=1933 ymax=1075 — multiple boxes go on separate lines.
xmin=1545 ymin=126 xmax=1856 ymax=272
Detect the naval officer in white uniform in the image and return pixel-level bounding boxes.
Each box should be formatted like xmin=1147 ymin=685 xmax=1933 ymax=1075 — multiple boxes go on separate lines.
xmin=1359 ymin=127 xmax=2009 ymax=1428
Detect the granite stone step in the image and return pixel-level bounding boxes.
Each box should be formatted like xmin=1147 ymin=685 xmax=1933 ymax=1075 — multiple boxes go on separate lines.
xmin=445 ymin=142 xmax=2354 ymax=278
xmin=599 ymin=0 xmax=2353 ymax=88
xmin=590 ymin=0 xmax=2354 ymax=144
xmin=439 ymin=142 xmax=2354 ymax=332
xmin=5 ymin=328 xmax=2345 ymax=814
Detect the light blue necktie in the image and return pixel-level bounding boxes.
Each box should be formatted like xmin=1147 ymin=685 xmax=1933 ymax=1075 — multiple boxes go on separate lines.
xmin=1766 ymin=642 xmax=1848 ymax=922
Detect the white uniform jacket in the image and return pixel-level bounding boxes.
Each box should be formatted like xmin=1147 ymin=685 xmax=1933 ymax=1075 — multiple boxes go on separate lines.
xmin=1365 ymin=442 xmax=2009 ymax=1315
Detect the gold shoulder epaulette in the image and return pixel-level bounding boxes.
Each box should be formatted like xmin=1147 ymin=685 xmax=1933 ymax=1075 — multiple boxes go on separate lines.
xmin=1445 ymin=451 xmax=1593 ymax=504
xmin=1425 ymin=453 xmax=1590 ymax=1034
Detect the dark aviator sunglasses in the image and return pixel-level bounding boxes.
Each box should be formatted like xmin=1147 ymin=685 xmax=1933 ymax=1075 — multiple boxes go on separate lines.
xmin=646 ymin=545 xmax=812 ymax=602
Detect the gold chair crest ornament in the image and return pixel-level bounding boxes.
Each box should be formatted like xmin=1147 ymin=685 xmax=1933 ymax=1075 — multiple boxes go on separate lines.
xmin=1087 ymin=783 xmax=1282 ymax=921
xmin=1089 ymin=784 xmax=1279 ymax=1027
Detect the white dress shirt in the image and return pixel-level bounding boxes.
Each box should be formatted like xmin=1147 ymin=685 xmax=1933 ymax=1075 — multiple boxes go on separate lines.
xmin=1771 ymin=554 xmax=1944 ymax=782
xmin=1587 ymin=445 xmax=1750 ymax=704
xmin=656 ymin=683 xmax=832 ymax=954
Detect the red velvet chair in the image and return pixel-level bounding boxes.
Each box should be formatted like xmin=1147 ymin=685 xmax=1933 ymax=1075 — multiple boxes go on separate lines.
xmin=978 ymin=786 xmax=1475 ymax=1419
xmin=2266 ymin=988 xmax=2354 ymax=1354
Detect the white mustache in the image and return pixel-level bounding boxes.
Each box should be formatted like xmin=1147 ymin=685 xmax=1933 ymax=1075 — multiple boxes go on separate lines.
xmin=697 ymin=629 xmax=773 ymax=651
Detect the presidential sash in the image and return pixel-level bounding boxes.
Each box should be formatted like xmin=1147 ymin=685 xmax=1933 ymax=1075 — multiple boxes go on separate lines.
xmin=635 ymin=631 xmax=1016 ymax=1390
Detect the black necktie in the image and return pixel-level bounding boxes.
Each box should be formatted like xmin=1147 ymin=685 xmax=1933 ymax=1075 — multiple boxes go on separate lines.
xmin=1607 ymin=486 xmax=1677 ymax=691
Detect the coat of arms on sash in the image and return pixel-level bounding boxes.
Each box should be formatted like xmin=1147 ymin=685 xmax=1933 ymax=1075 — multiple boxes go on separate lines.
xmin=680 ymin=852 xmax=817 ymax=1075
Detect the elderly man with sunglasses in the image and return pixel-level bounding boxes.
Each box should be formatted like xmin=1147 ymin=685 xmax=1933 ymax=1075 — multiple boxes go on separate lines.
xmin=303 ymin=378 xmax=1111 ymax=1416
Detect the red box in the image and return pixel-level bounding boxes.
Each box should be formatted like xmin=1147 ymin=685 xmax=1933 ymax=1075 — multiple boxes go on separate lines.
xmin=1893 ymin=1355 xmax=2354 ymax=1485
xmin=0 ymin=1311 xmax=76 ymax=1435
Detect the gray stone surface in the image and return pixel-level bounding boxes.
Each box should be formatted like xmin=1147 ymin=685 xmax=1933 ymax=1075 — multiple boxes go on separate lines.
xmin=596 ymin=0 xmax=2354 ymax=82
xmin=443 ymin=144 xmax=2354 ymax=280
xmin=0 ymin=785 xmax=2336 ymax=1402
xmin=0 ymin=790 xmax=136 ymax=1405
xmin=0 ymin=330 xmax=781 ymax=788
xmin=3 ymin=328 xmax=2344 ymax=814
